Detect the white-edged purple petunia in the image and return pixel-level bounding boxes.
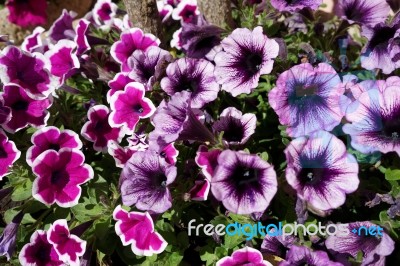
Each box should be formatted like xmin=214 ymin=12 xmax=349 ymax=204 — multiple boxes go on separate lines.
xmin=47 ymin=219 xmax=86 ymax=266
xmin=160 ymin=57 xmax=219 ymax=108
xmin=0 ymin=46 xmax=58 ymax=100
xmin=111 ymin=28 xmax=160 ymax=72
xmin=216 ymin=246 xmax=273 ymax=266
xmin=81 ymin=105 xmax=124 ymax=152
xmin=212 ymin=107 xmax=257 ymax=146
xmin=195 ymin=145 xmax=222 ymax=180
xmin=120 ymin=150 xmax=177 ymax=213
xmin=211 ymin=150 xmax=278 ymax=215
xmin=108 ymin=140 xmax=141 ymax=168
xmin=109 ymin=82 xmax=156 ymax=133
xmin=19 ymin=230 xmax=63 ymax=266
xmin=6 ymin=0 xmax=47 ymax=28
xmin=27 ymin=126 xmax=82 ymax=166
xmin=93 ymin=0 xmax=118 ymax=26
xmin=172 ymin=0 xmax=199 ymax=23
xmin=107 ymin=72 xmax=135 ymax=103
xmin=0 ymin=129 xmax=21 ymax=180
xmin=21 ymin=26 xmax=46 ymax=53
xmin=270 ymin=0 xmax=322 ymax=12
xmin=268 ymin=63 xmax=343 ymax=138
xmin=75 ymin=19 xmax=91 ymax=56
xmin=48 ymin=9 xmax=77 ymax=43
xmin=214 ymin=26 xmax=279 ymax=97
xmin=0 ymin=84 xmax=52 ymax=133
xmin=32 ymin=148 xmax=94 ymax=207
xmin=188 ymin=179 xmax=211 ymax=201
xmin=284 ymin=131 xmax=359 ymax=212
xmin=113 ymin=205 xmax=168 ymax=256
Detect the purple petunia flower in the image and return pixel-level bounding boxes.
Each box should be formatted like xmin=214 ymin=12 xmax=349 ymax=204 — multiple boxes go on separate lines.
xmin=0 ymin=98 xmax=11 ymax=126
xmin=93 ymin=0 xmax=118 ymax=26
xmin=0 ymin=129 xmax=20 ymax=180
xmin=48 ymin=9 xmax=77 ymax=43
xmin=268 ymin=63 xmax=343 ymax=138
xmin=32 ymin=148 xmax=94 ymax=207
xmin=108 ymin=140 xmax=141 ymax=168
xmin=107 ymin=72 xmax=135 ymax=103
xmin=0 ymin=84 xmax=52 ymax=133
xmin=188 ymin=179 xmax=211 ymax=201
xmin=343 ymin=84 xmax=400 ymax=156
xmin=195 ymin=145 xmax=222 ymax=180
xmin=27 ymin=126 xmax=82 ymax=167
xmin=81 ymin=105 xmax=124 ymax=152
xmin=44 ymin=40 xmax=80 ymax=83
xmin=109 ymin=82 xmax=156 ymax=133
xmin=172 ymin=0 xmax=199 ymax=23
xmin=113 ymin=205 xmax=168 ymax=256
xmin=325 ymin=221 xmax=395 ymax=266
xmin=270 ymin=0 xmax=322 ymax=12
xmin=21 ymin=27 xmax=46 ymax=53
xmin=160 ymin=58 xmax=219 ymax=108
xmin=280 ymin=245 xmax=343 ymax=266
xmin=284 ymin=131 xmax=359 ymax=211
xmin=157 ymin=1 xmax=173 ymax=22
xmin=120 ymin=150 xmax=177 ymax=213
xmin=212 ymin=107 xmax=257 ymax=146
xmin=216 ymin=246 xmax=273 ymax=266
xmin=6 ymin=0 xmax=47 ymax=27
xmin=211 ymin=150 xmax=278 ymax=215
xmin=75 ymin=19 xmax=91 ymax=56
xmin=47 ymin=219 xmax=86 ymax=266
xmin=360 ymin=19 xmax=400 ymax=74
xmin=128 ymin=46 xmax=172 ymax=90
xmin=0 ymin=211 xmax=24 ymax=261
xmin=335 ymin=0 xmax=390 ymax=27
xmin=19 ymin=230 xmax=63 ymax=266
xmin=159 ymin=143 xmax=179 ymax=165
xmin=214 ymin=27 xmax=279 ymax=97
xmin=111 ymin=28 xmax=160 ymax=72
xmin=261 ymin=229 xmax=296 ymax=258
xmin=0 ymin=46 xmax=58 ymax=100
xmin=171 ymin=28 xmax=183 ymax=50
xmin=148 ymin=91 xmax=216 ymax=151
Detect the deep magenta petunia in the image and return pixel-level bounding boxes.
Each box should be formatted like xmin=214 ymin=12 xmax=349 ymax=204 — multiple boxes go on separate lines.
xmin=19 ymin=230 xmax=63 ymax=266
xmin=0 ymin=129 xmax=21 ymax=180
xmin=111 ymin=28 xmax=160 ymax=72
xmin=6 ymin=0 xmax=47 ymax=28
xmin=195 ymin=145 xmax=222 ymax=180
xmin=284 ymin=131 xmax=359 ymax=211
xmin=47 ymin=219 xmax=86 ymax=266
xmin=75 ymin=19 xmax=91 ymax=56
xmin=120 ymin=150 xmax=177 ymax=213
xmin=93 ymin=0 xmax=118 ymax=26
xmin=0 ymin=46 xmax=58 ymax=100
xmin=211 ymin=150 xmax=278 ymax=215
xmin=21 ymin=26 xmax=46 ymax=53
xmin=0 ymin=84 xmax=52 ymax=133
xmin=32 ymin=148 xmax=94 ymax=207
xmin=108 ymin=140 xmax=141 ymax=168
xmin=0 ymin=98 xmax=11 ymax=126
xmin=81 ymin=105 xmax=124 ymax=152
xmin=159 ymin=143 xmax=179 ymax=165
xmin=160 ymin=57 xmax=220 ymax=108
xmin=109 ymin=82 xmax=156 ymax=133
xmin=172 ymin=0 xmax=199 ymax=23
xmin=107 ymin=72 xmax=136 ymax=103
xmin=212 ymin=107 xmax=257 ymax=146
xmin=44 ymin=40 xmax=80 ymax=83
xmin=188 ymin=179 xmax=211 ymax=201
xmin=113 ymin=205 xmax=168 ymax=256
xmin=270 ymin=0 xmax=322 ymax=12
xmin=27 ymin=126 xmax=82 ymax=167
xmin=49 ymin=9 xmax=77 ymax=43
xmin=214 ymin=27 xmax=279 ymax=97
xmin=268 ymin=63 xmax=343 ymax=138
xmin=216 ymin=247 xmax=273 ymax=266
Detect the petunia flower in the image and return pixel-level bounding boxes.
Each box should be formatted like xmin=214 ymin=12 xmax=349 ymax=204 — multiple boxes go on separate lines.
xmin=335 ymin=0 xmax=390 ymax=27
xmin=113 ymin=205 xmax=168 ymax=256
xmin=212 ymin=107 xmax=257 ymax=146
xmin=261 ymin=229 xmax=296 ymax=258
xmin=343 ymin=85 xmax=400 ymax=156
xmin=148 ymin=91 xmax=216 ymax=151
xmin=44 ymin=40 xmax=80 ymax=83
xmin=48 ymin=9 xmax=77 ymax=43
xmin=214 ymin=26 xmax=279 ymax=97
xmin=0 ymin=211 xmax=24 ymax=261
xmin=216 ymin=246 xmax=273 ymax=266
xmin=108 ymin=140 xmax=141 ymax=168
xmin=0 ymin=84 xmax=52 ymax=133
xmin=157 ymin=1 xmax=173 ymax=22
xmin=325 ymin=221 xmax=395 ymax=266
xmin=120 ymin=150 xmax=177 ymax=213
xmin=0 ymin=98 xmax=11 ymax=126
xmin=0 ymin=129 xmax=20 ymax=180
xmin=128 ymin=46 xmax=172 ymax=90
xmin=268 ymin=63 xmax=343 ymax=138
xmin=284 ymin=131 xmax=359 ymax=211
xmin=280 ymin=245 xmax=343 ymax=266
xmin=270 ymin=0 xmax=322 ymax=12
xmin=195 ymin=145 xmax=222 ymax=180
xmin=26 ymin=126 xmax=82 ymax=166
xmin=109 ymin=82 xmax=156 ymax=133
xmin=81 ymin=105 xmax=124 ymax=152
xmin=47 ymin=219 xmax=86 ymax=266
xmin=211 ymin=150 xmax=278 ymax=215
xmin=188 ymin=179 xmax=211 ymax=201
xmin=160 ymin=58 xmax=220 ymax=108
xmin=32 ymin=148 xmax=94 ymax=207
xmin=93 ymin=0 xmax=118 ymax=26
xmin=75 ymin=19 xmax=91 ymax=56
xmin=6 ymin=0 xmax=47 ymax=27
xmin=111 ymin=28 xmax=160 ymax=72
xmin=19 ymin=230 xmax=63 ymax=266
xmin=21 ymin=27 xmax=46 ymax=53
xmin=172 ymin=0 xmax=200 ymax=23
xmin=159 ymin=143 xmax=179 ymax=165
xmin=107 ymin=72 xmax=135 ymax=103
xmin=0 ymin=46 xmax=58 ymax=100
xmin=171 ymin=28 xmax=183 ymax=50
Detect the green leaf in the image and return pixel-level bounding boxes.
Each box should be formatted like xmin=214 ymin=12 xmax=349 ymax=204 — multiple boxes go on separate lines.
xmin=11 ymin=178 xmax=32 ymax=201
xmin=385 ymin=169 xmax=400 ymax=181
xmin=71 ymin=197 xmax=105 ymax=222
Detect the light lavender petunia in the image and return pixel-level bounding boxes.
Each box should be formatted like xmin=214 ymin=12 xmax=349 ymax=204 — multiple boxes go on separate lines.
xmin=270 ymin=0 xmax=322 ymax=12
xmin=0 ymin=211 xmax=24 ymax=261
xmin=280 ymin=245 xmax=343 ymax=266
